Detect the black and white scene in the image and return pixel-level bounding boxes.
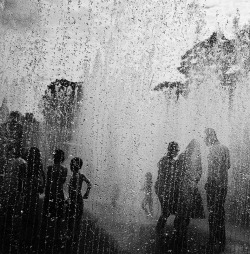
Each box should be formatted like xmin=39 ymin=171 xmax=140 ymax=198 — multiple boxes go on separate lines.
xmin=1 ymin=0 xmax=250 ymax=253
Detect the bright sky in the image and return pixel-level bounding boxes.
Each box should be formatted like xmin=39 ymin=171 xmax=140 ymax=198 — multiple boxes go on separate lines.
xmin=201 ymin=0 xmax=250 ymax=37
xmin=1 ymin=0 xmax=250 ymax=114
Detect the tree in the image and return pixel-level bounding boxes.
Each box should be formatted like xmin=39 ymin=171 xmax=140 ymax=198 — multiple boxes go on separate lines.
xmin=41 ymin=79 xmax=82 ymax=156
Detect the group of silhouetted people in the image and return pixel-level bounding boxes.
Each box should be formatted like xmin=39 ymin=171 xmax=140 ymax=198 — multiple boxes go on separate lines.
xmin=153 ymin=128 xmax=230 ymax=254
xmin=0 ymin=110 xmax=231 ymax=254
xmin=0 ymin=112 xmax=92 ymax=254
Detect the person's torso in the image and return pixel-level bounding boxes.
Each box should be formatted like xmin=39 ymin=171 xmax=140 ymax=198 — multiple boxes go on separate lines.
xmin=69 ymin=173 xmax=84 ymax=203
xmin=24 ymin=164 xmax=43 ymax=196
xmin=156 ymin=156 xmax=178 ymax=193
xmin=0 ymin=158 xmax=26 ymax=206
xmin=207 ymin=143 xmax=230 ymax=186
xmin=46 ymin=164 xmax=67 ymax=199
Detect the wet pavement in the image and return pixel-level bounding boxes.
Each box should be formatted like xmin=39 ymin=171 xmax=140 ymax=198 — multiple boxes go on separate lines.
xmin=1 ymin=199 xmax=250 ymax=253
xmin=82 ymin=200 xmax=250 ymax=254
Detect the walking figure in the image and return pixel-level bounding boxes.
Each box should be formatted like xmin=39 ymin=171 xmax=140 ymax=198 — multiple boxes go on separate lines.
xmin=141 ymin=172 xmax=153 ymax=217
xmin=111 ymin=184 xmax=120 ymax=208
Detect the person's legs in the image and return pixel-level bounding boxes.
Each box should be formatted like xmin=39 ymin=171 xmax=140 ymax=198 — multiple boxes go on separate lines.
xmin=156 ymin=196 xmax=170 ymax=235
xmin=207 ymin=183 xmax=227 ymax=252
xmin=142 ymin=197 xmax=149 ymax=215
xmin=66 ymin=205 xmax=83 ymax=254
xmin=173 ymin=213 xmax=190 ymax=252
xmin=148 ymin=196 xmax=153 ymax=216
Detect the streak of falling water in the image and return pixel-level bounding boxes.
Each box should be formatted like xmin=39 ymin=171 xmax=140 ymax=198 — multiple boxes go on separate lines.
xmin=2 ymin=1 xmax=250 ymax=253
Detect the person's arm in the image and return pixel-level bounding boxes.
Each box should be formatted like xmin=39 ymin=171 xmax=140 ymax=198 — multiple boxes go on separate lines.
xmin=82 ymin=174 xmax=91 ymax=199
xmin=226 ymin=148 xmax=231 ymax=170
xmin=61 ymin=166 xmax=67 ymax=184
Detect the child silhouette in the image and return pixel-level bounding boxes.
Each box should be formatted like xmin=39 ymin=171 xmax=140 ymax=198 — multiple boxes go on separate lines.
xmin=66 ymin=157 xmax=91 ymax=248
xmin=141 ymin=172 xmax=153 ymax=217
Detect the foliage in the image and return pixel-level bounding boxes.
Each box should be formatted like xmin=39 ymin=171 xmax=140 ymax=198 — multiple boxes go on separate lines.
xmin=42 ymin=79 xmax=82 ymax=129
xmin=153 ymin=81 xmax=188 ymax=100
xmin=178 ymin=20 xmax=250 ymax=87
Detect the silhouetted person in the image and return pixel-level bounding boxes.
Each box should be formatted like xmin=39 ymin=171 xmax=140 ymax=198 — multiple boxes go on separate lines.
xmin=0 ymin=144 xmax=26 ymax=253
xmin=111 ymin=184 xmax=120 ymax=208
xmin=44 ymin=149 xmax=67 ymax=218
xmin=66 ymin=157 xmax=91 ymax=252
xmin=141 ymin=172 xmax=153 ymax=217
xmin=0 ymin=111 xmax=23 ymax=177
xmin=22 ymin=147 xmax=45 ymax=252
xmin=172 ymin=139 xmax=204 ymax=253
xmin=1 ymin=111 xmax=23 ymax=148
xmin=41 ymin=149 xmax=67 ymax=253
xmin=204 ymin=128 xmax=230 ymax=253
xmin=155 ymin=141 xmax=180 ymax=238
xmin=0 ymin=97 xmax=9 ymax=124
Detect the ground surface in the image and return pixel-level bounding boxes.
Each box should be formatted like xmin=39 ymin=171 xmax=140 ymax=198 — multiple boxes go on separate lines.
xmin=1 ymin=199 xmax=250 ymax=254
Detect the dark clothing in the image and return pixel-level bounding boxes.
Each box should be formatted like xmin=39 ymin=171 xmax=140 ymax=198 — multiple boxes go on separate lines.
xmin=0 ymin=158 xmax=26 ymax=213
xmin=171 ymin=144 xmax=204 ymax=251
xmin=22 ymin=163 xmax=45 ymax=249
xmin=190 ymin=187 xmax=205 ymax=219
xmin=0 ymin=158 xmax=26 ymax=253
xmin=207 ymin=142 xmax=230 ymax=189
xmin=206 ymin=142 xmax=230 ymax=250
xmin=155 ymin=155 xmax=181 ymax=241
xmin=155 ymin=156 xmax=180 ymax=215
xmin=39 ymin=164 xmax=67 ymax=253
xmin=0 ymin=121 xmax=23 ymax=154
xmin=23 ymin=164 xmax=45 ymax=214
xmin=0 ymin=121 xmax=23 ymax=175
xmin=206 ymin=181 xmax=227 ymax=248
xmin=43 ymin=164 xmax=67 ymax=218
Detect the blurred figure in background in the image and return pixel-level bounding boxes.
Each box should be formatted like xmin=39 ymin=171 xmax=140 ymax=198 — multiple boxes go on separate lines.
xmin=204 ymin=128 xmax=230 ymax=254
xmin=111 ymin=183 xmax=120 ymax=208
xmin=141 ymin=172 xmax=153 ymax=217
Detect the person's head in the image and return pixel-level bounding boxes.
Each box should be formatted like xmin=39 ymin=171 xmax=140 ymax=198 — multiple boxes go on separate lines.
xmin=167 ymin=141 xmax=179 ymax=158
xmin=8 ymin=111 xmax=21 ymax=123
xmin=70 ymin=157 xmax=83 ymax=173
xmin=25 ymin=113 xmax=34 ymax=123
xmin=185 ymin=139 xmax=200 ymax=155
xmin=204 ymin=128 xmax=218 ymax=146
xmin=6 ymin=144 xmax=19 ymax=159
xmin=53 ymin=149 xmax=65 ymax=164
